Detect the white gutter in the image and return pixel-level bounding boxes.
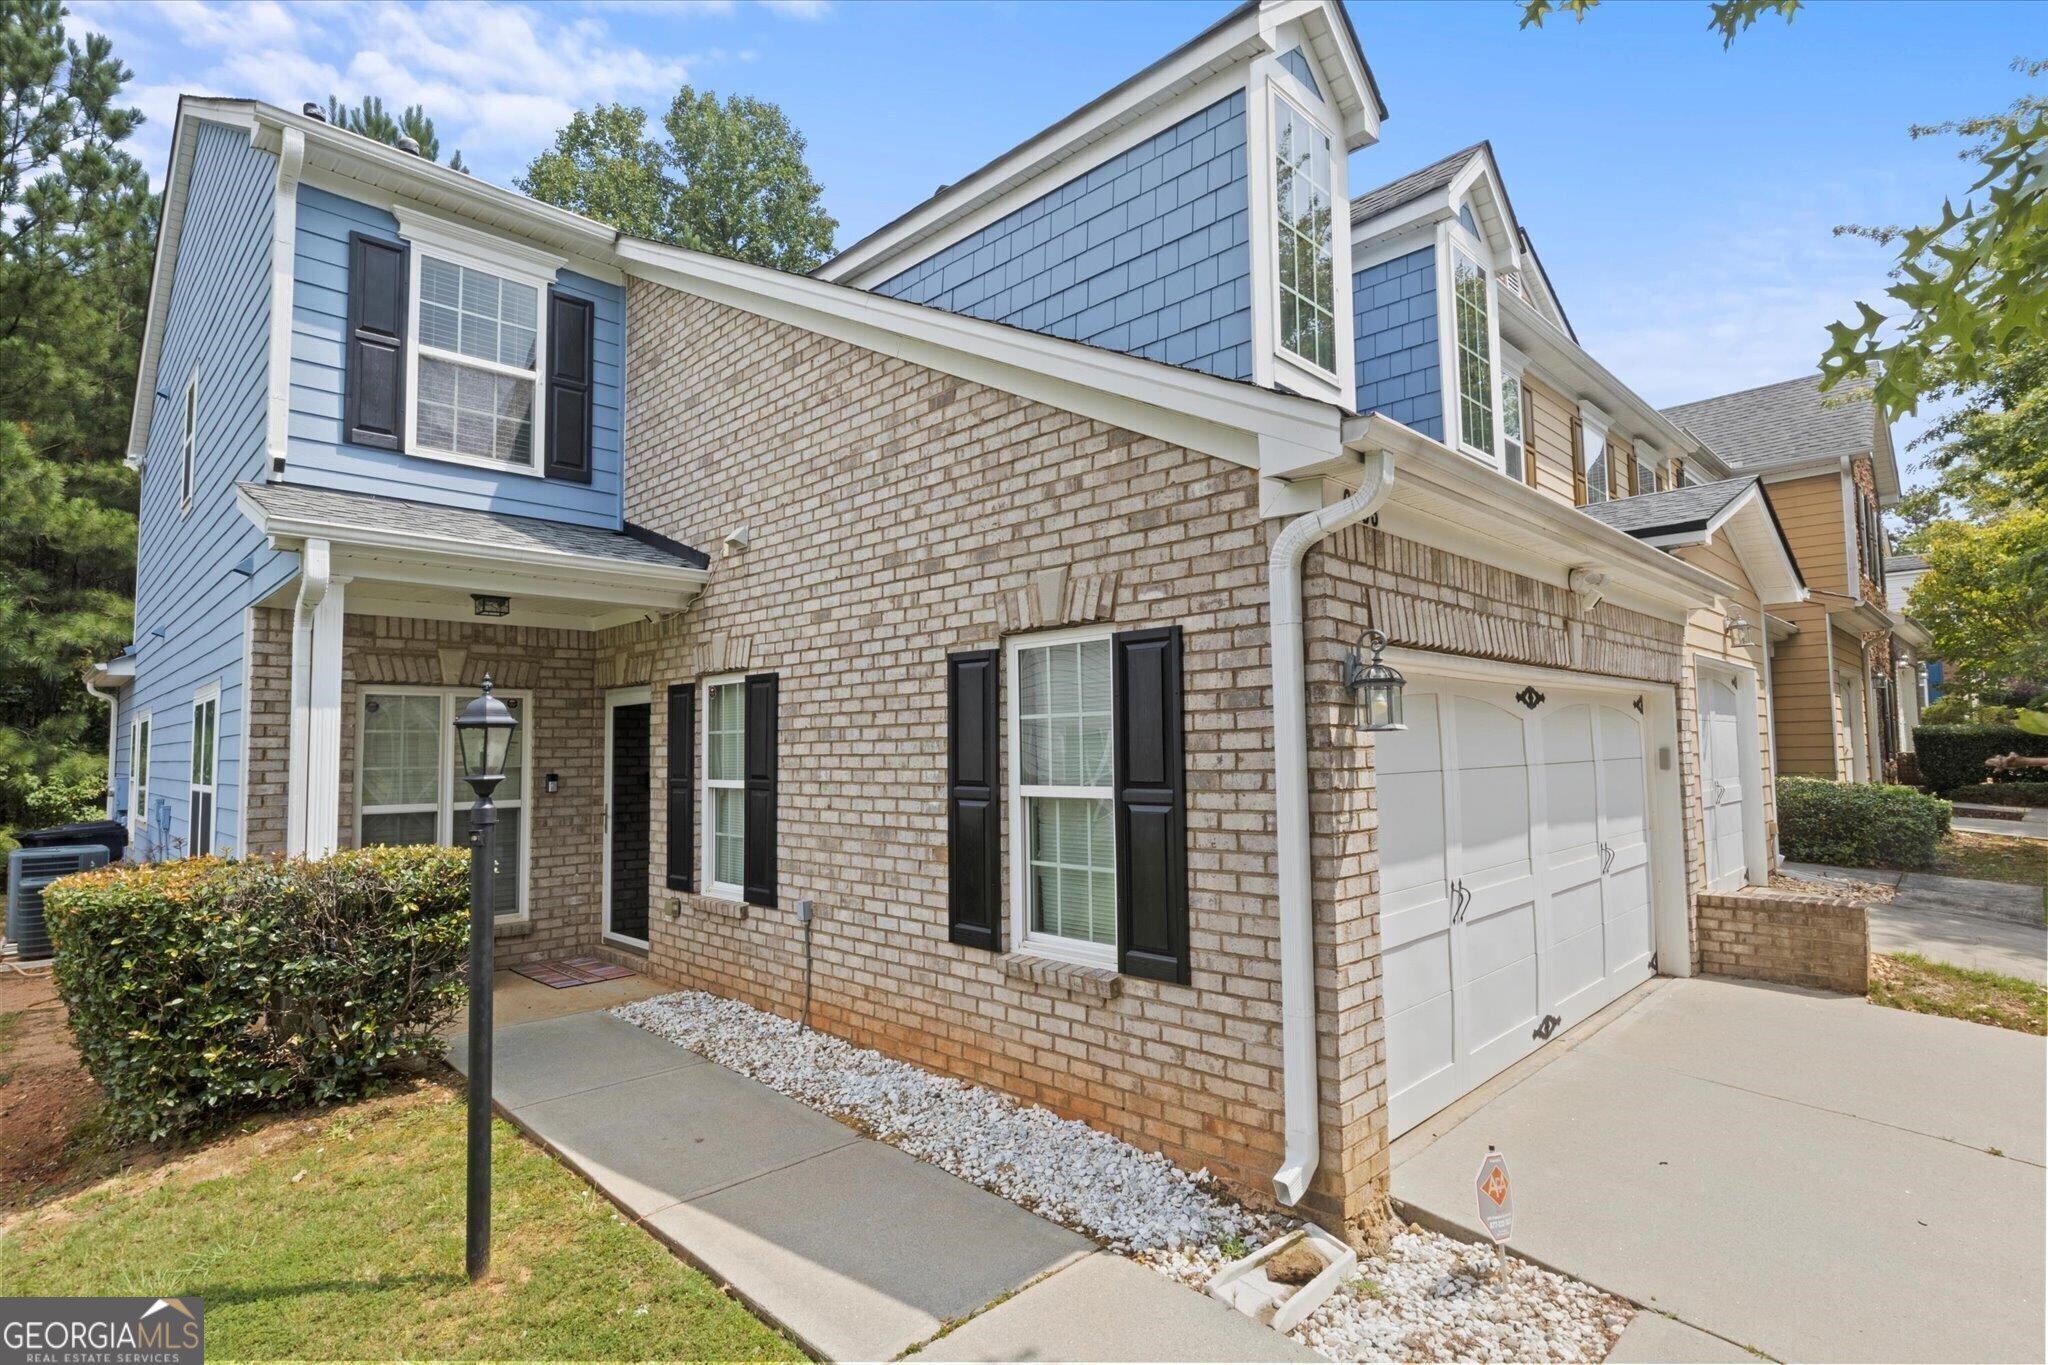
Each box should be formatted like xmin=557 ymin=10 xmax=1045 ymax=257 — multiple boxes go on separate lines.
xmin=1267 ymin=443 xmax=1397 ymax=1206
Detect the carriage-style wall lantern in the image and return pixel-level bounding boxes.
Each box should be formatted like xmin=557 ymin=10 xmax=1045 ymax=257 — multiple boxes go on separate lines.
xmin=1344 ymin=628 xmax=1407 ymax=732
xmin=1723 ymin=614 xmax=1759 ymax=650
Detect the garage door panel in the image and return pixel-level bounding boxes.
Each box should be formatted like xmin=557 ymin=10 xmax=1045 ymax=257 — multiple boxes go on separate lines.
xmin=1386 ymin=991 xmax=1456 ymax=1097
xmin=1451 ymin=694 xmax=1527 ymax=770
xmin=1384 ymin=931 xmax=1453 ymax=1017
xmin=1461 ymin=889 xmax=1536 ymax=981
xmin=1598 ymin=756 xmax=1647 ymax=836
xmin=1541 ymin=759 xmax=1599 ymax=855
xmin=1457 ymin=778 xmax=1531 ymax=879
xmin=1377 ymin=694 xmax=1444 ymax=776
xmin=1380 ymin=770 xmax=1447 ymax=898
xmin=1459 ymin=955 xmax=1541 ymax=1065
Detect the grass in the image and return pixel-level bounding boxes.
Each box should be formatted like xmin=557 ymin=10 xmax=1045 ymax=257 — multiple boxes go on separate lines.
xmin=5 ymin=1079 xmax=800 ymax=1362
xmin=1869 ymin=953 xmax=2048 ymax=1035
xmin=1930 ymin=831 xmax=2048 ymax=892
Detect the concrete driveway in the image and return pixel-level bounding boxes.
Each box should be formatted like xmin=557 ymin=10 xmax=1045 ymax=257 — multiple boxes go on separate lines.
xmin=1392 ymin=978 xmax=2046 ymax=1364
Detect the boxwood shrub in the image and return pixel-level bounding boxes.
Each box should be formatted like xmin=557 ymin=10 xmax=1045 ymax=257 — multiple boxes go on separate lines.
xmin=43 ymin=846 xmax=470 ymax=1141
xmin=1776 ymin=776 xmax=1951 ymax=870
xmin=1913 ymin=725 xmax=2048 ymax=793
xmin=1943 ymin=782 xmax=2048 ymax=808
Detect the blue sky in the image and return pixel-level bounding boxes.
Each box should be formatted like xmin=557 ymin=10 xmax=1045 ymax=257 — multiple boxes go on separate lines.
xmin=78 ymin=0 xmax=2044 ymax=480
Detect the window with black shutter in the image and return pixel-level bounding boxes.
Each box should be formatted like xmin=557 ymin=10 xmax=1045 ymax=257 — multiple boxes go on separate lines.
xmin=742 ymin=673 xmax=778 ymax=908
xmin=1110 ymin=627 xmax=1189 ymax=984
xmin=665 ymin=683 xmax=695 ymax=892
xmin=344 ymin=233 xmax=407 ymax=450
xmin=947 ymin=650 xmax=1000 ymax=950
xmin=544 ymin=289 xmax=595 ymax=483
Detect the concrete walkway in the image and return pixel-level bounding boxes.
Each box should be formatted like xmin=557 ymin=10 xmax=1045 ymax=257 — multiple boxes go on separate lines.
xmin=448 ymin=1006 xmax=1314 ymax=1362
xmin=1785 ymin=862 xmax=2047 ymax=981
xmin=1950 ymin=805 xmax=2048 ymax=841
xmin=1393 ymin=977 xmax=2047 ymax=1364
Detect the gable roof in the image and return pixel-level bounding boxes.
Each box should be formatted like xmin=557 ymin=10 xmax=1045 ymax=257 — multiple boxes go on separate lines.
xmin=1660 ymin=372 xmax=1898 ymax=499
xmin=1885 ymin=553 xmax=1929 ymax=574
xmin=1348 ymin=143 xmax=1484 ymax=224
xmin=1577 ymin=478 xmax=1754 ymax=538
xmin=1579 ymin=476 xmax=1805 ymax=604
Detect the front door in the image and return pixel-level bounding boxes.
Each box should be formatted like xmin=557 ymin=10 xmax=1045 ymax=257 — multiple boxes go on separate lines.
xmin=604 ymin=688 xmax=652 ymax=944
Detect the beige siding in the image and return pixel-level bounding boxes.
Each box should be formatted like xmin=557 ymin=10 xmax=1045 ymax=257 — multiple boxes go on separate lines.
xmin=1770 ymin=472 xmax=1850 ymax=597
xmin=1524 ymin=377 xmax=1578 ymax=509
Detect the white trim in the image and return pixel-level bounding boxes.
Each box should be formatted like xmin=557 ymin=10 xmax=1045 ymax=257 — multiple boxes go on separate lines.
xmin=129 ymin=711 xmax=153 ymax=856
xmin=1266 ymin=86 xmax=1342 ymax=387
xmin=1694 ymin=656 xmax=1767 ymax=891
xmin=264 ymin=127 xmax=303 ymax=480
xmin=179 ymin=364 xmax=198 ymax=515
xmin=1005 ymin=625 xmax=1121 ymax=972
xmin=394 ymin=207 xmax=567 ymax=278
xmin=237 ymin=606 xmax=255 ymax=854
xmin=602 ymin=685 xmax=654 ymax=948
xmin=353 ymin=685 xmax=533 ymax=924
xmin=188 ymin=681 xmax=222 ymax=857
xmin=702 ymin=673 xmax=747 ymax=902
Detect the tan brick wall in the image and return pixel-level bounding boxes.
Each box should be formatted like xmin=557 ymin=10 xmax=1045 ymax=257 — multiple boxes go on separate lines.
xmin=613 ymin=279 xmax=1695 ymax=1235
xmin=244 ymin=607 xmax=613 ymax=969
xmin=1697 ymin=891 xmax=1869 ymax=994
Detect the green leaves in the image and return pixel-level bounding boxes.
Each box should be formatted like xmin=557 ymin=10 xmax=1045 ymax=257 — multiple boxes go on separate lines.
xmin=1908 ymin=508 xmax=2048 ymax=705
xmin=519 ymin=88 xmax=838 ymax=273
xmin=324 ymin=95 xmax=465 ymax=171
xmin=1776 ymin=776 xmax=1949 ymax=870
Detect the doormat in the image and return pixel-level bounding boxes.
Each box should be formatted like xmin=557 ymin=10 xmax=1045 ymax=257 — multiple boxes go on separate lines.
xmin=512 ymin=956 xmax=638 ymax=989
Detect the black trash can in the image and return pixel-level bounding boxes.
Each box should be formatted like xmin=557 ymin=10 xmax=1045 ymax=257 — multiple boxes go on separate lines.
xmin=16 ymin=819 xmax=129 ymax=862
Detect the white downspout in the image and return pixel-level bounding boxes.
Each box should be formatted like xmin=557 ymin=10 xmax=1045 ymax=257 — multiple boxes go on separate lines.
xmin=84 ymin=672 xmax=119 ymax=820
xmin=1268 ymin=447 xmax=1396 ymax=1206
xmin=287 ymin=539 xmax=331 ymax=856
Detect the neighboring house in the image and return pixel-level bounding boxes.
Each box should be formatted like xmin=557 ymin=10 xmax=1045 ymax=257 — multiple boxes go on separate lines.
xmin=1885 ymin=553 xmax=1939 ymax=743
xmin=1662 ymin=374 xmax=1906 ymax=783
xmin=95 ymin=1 xmax=1814 ymax=1239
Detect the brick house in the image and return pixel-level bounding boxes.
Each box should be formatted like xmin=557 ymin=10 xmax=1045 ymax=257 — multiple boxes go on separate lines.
xmin=96 ymin=0 xmax=1819 ymax=1237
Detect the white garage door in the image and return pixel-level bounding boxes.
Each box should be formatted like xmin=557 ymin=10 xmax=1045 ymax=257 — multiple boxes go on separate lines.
xmin=1699 ymin=674 xmax=1748 ymax=892
xmin=1382 ymin=678 xmax=1658 ymax=1137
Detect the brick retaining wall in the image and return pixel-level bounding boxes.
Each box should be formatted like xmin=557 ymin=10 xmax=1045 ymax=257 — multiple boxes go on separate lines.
xmin=1697 ymin=891 xmax=1869 ymax=993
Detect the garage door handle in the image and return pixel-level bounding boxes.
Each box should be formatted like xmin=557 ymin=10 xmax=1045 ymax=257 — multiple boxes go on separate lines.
xmin=1599 ymin=843 xmax=1614 ymax=873
xmin=1449 ymin=879 xmax=1468 ymax=923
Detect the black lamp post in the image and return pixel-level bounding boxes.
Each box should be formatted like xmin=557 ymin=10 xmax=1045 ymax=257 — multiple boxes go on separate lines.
xmin=454 ymin=674 xmax=518 ymax=1283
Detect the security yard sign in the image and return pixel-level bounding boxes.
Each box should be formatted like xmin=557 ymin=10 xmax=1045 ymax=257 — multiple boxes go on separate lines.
xmin=1475 ymin=1147 xmax=1512 ymax=1243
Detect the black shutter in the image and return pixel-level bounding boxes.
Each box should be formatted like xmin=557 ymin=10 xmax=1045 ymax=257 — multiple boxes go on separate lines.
xmin=742 ymin=673 xmax=778 ymax=908
xmin=344 ymin=233 xmax=407 ymax=450
xmin=665 ymin=683 xmax=695 ymax=892
xmin=1112 ymin=626 xmax=1189 ymax=984
xmin=544 ymin=289 xmax=595 ymax=484
xmin=947 ymin=650 xmax=1001 ymax=950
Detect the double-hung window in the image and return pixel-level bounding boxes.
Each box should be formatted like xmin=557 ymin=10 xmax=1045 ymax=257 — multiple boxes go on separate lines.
xmin=703 ymin=677 xmax=747 ymax=899
xmin=129 ymin=713 xmax=151 ymax=853
xmin=358 ymin=689 xmax=528 ymax=916
xmin=1500 ymin=371 xmax=1526 ymax=483
xmin=1272 ymin=94 xmax=1336 ymax=374
xmin=1010 ymin=630 xmax=1117 ymax=968
xmin=188 ymin=685 xmax=219 ymax=856
xmin=1451 ymin=249 xmax=1495 ymax=459
xmin=406 ymin=240 xmax=547 ymax=472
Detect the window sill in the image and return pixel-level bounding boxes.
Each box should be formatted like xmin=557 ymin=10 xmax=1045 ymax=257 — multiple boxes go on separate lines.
xmin=667 ymin=891 xmax=748 ymax=922
xmin=998 ymin=952 xmax=1122 ymax=1000
xmin=495 ymin=917 xmax=533 ymax=938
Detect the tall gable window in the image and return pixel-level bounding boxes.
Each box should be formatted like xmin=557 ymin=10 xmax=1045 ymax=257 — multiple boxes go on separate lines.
xmin=414 ymin=255 xmax=542 ymax=469
xmin=1452 ymin=249 xmax=1494 ymax=457
xmin=1273 ymin=95 xmax=1335 ymax=374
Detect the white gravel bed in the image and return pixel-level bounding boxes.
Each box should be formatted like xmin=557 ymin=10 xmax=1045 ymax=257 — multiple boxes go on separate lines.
xmin=613 ymin=990 xmax=1631 ymax=1362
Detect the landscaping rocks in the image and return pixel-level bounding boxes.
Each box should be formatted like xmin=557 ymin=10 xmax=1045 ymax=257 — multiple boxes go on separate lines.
xmin=614 ymin=990 xmax=1631 ymax=1363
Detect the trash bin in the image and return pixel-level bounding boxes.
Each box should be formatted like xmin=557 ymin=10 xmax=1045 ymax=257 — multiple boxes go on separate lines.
xmin=16 ymin=819 xmax=129 ymax=863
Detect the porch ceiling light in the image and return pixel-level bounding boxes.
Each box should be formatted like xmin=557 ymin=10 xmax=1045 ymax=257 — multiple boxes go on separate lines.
xmin=472 ymin=593 xmax=512 ymax=618
xmin=455 ymin=674 xmax=518 ymax=796
xmin=1343 ymin=628 xmax=1406 ymax=732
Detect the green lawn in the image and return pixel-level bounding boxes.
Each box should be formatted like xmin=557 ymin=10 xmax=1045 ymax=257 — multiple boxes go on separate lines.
xmin=5 ymin=1080 xmax=799 ymax=1362
xmin=1870 ymin=953 xmax=2048 ymax=1035
xmin=1931 ymin=831 xmax=2048 ymax=891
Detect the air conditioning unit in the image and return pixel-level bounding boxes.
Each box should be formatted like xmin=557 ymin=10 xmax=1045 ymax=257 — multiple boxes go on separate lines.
xmin=6 ymin=844 xmax=110 ymax=962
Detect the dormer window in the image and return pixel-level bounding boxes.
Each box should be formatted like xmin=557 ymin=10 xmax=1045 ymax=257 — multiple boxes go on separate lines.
xmin=1451 ymin=249 xmax=1494 ymax=457
xmin=1273 ymin=94 xmax=1336 ymax=374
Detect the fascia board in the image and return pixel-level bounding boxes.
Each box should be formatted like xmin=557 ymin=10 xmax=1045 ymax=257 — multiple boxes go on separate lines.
xmin=618 ymin=238 xmax=1340 ymax=474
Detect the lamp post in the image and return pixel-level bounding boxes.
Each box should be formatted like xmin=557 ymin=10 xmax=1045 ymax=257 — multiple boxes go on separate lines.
xmin=454 ymin=674 xmax=518 ymax=1284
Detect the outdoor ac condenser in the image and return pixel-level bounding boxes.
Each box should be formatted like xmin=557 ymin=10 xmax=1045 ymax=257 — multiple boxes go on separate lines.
xmin=5 ymin=844 xmax=110 ymax=962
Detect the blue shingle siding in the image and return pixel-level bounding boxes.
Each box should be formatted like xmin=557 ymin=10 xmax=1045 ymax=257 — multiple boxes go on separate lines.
xmin=117 ymin=120 xmax=299 ymax=859
xmin=1353 ymin=244 xmax=1442 ymax=441
xmin=873 ymin=92 xmax=1253 ymax=382
xmin=1277 ymin=47 xmax=1324 ymax=102
xmin=287 ymin=186 xmax=625 ymax=529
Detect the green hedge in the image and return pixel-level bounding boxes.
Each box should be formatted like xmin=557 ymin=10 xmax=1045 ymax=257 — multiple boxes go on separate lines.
xmin=1943 ymin=783 xmax=2048 ymax=808
xmin=44 ymin=847 xmax=470 ymax=1141
xmin=1913 ymin=725 xmax=2048 ymax=793
xmin=1776 ymin=776 xmax=1951 ymax=870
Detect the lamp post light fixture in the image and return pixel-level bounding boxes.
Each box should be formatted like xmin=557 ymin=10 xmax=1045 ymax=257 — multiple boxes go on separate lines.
xmin=453 ymin=674 xmax=518 ymax=1284
xmin=1343 ymin=628 xmax=1407 ymax=732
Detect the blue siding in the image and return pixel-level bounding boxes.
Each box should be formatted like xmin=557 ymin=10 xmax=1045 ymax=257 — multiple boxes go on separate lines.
xmin=1353 ymin=244 xmax=1442 ymax=441
xmin=873 ymin=92 xmax=1253 ymax=381
xmin=286 ymin=185 xmax=625 ymax=529
xmin=117 ymin=120 xmax=299 ymax=860
xmin=1277 ymin=47 xmax=1324 ymax=102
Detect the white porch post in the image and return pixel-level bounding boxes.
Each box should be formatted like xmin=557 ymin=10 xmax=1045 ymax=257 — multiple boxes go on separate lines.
xmin=287 ymin=538 xmax=348 ymax=857
xmin=1895 ymin=661 xmax=1921 ymax=752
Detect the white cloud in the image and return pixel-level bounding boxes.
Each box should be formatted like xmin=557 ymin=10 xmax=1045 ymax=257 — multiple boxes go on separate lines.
xmin=758 ymin=0 xmax=831 ymax=18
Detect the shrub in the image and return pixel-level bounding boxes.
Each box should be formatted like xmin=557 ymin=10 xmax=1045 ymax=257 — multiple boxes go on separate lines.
xmin=1913 ymin=725 xmax=2048 ymax=793
xmin=1944 ymin=783 xmax=2048 ymax=808
xmin=43 ymin=846 xmax=470 ymax=1141
xmin=1776 ymin=776 xmax=1950 ymax=870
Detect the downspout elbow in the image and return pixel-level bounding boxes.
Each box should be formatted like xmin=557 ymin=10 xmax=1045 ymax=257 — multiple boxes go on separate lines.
xmin=1268 ymin=449 xmax=1395 ymax=1207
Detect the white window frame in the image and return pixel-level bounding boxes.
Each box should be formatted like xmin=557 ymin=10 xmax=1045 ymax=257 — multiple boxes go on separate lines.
xmin=1579 ymin=403 xmax=1613 ymax=505
xmin=1006 ymin=625 xmax=1120 ymax=971
xmin=188 ymin=682 xmax=220 ymax=857
xmin=352 ymin=685 xmax=532 ymax=922
xmin=179 ymin=364 xmax=198 ymax=514
xmin=129 ymin=710 xmax=152 ymax=854
xmin=1636 ymin=447 xmax=1661 ymax=498
xmin=701 ymin=673 xmax=747 ymax=902
xmin=396 ymin=214 xmax=560 ymax=479
xmin=1268 ymin=89 xmax=1340 ymax=383
xmin=1441 ymin=211 xmax=1503 ymax=471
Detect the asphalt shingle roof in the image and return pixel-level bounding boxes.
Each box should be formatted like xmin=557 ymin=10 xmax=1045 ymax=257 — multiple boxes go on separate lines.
xmin=1659 ymin=373 xmax=1878 ymax=471
xmin=1350 ymin=144 xmax=1486 ymax=225
xmin=1577 ymin=477 xmax=1758 ymax=538
xmin=237 ymin=482 xmax=709 ymax=570
xmin=1885 ymin=553 xmax=1929 ymax=573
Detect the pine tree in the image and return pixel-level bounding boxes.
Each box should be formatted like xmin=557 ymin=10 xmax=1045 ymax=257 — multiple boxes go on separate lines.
xmin=325 ymin=95 xmax=466 ymax=172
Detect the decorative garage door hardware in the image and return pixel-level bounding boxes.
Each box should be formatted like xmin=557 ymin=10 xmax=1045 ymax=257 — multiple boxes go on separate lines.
xmin=1633 ymin=695 xmax=1645 ymax=714
xmin=1514 ymin=685 xmax=1545 ymax=710
xmin=1532 ymin=1013 xmax=1562 ymax=1041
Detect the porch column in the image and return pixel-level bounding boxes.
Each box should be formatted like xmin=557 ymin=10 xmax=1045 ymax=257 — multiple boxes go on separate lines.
xmin=286 ymin=538 xmax=349 ymax=857
xmin=1895 ymin=661 xmax=1921 ymax=752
